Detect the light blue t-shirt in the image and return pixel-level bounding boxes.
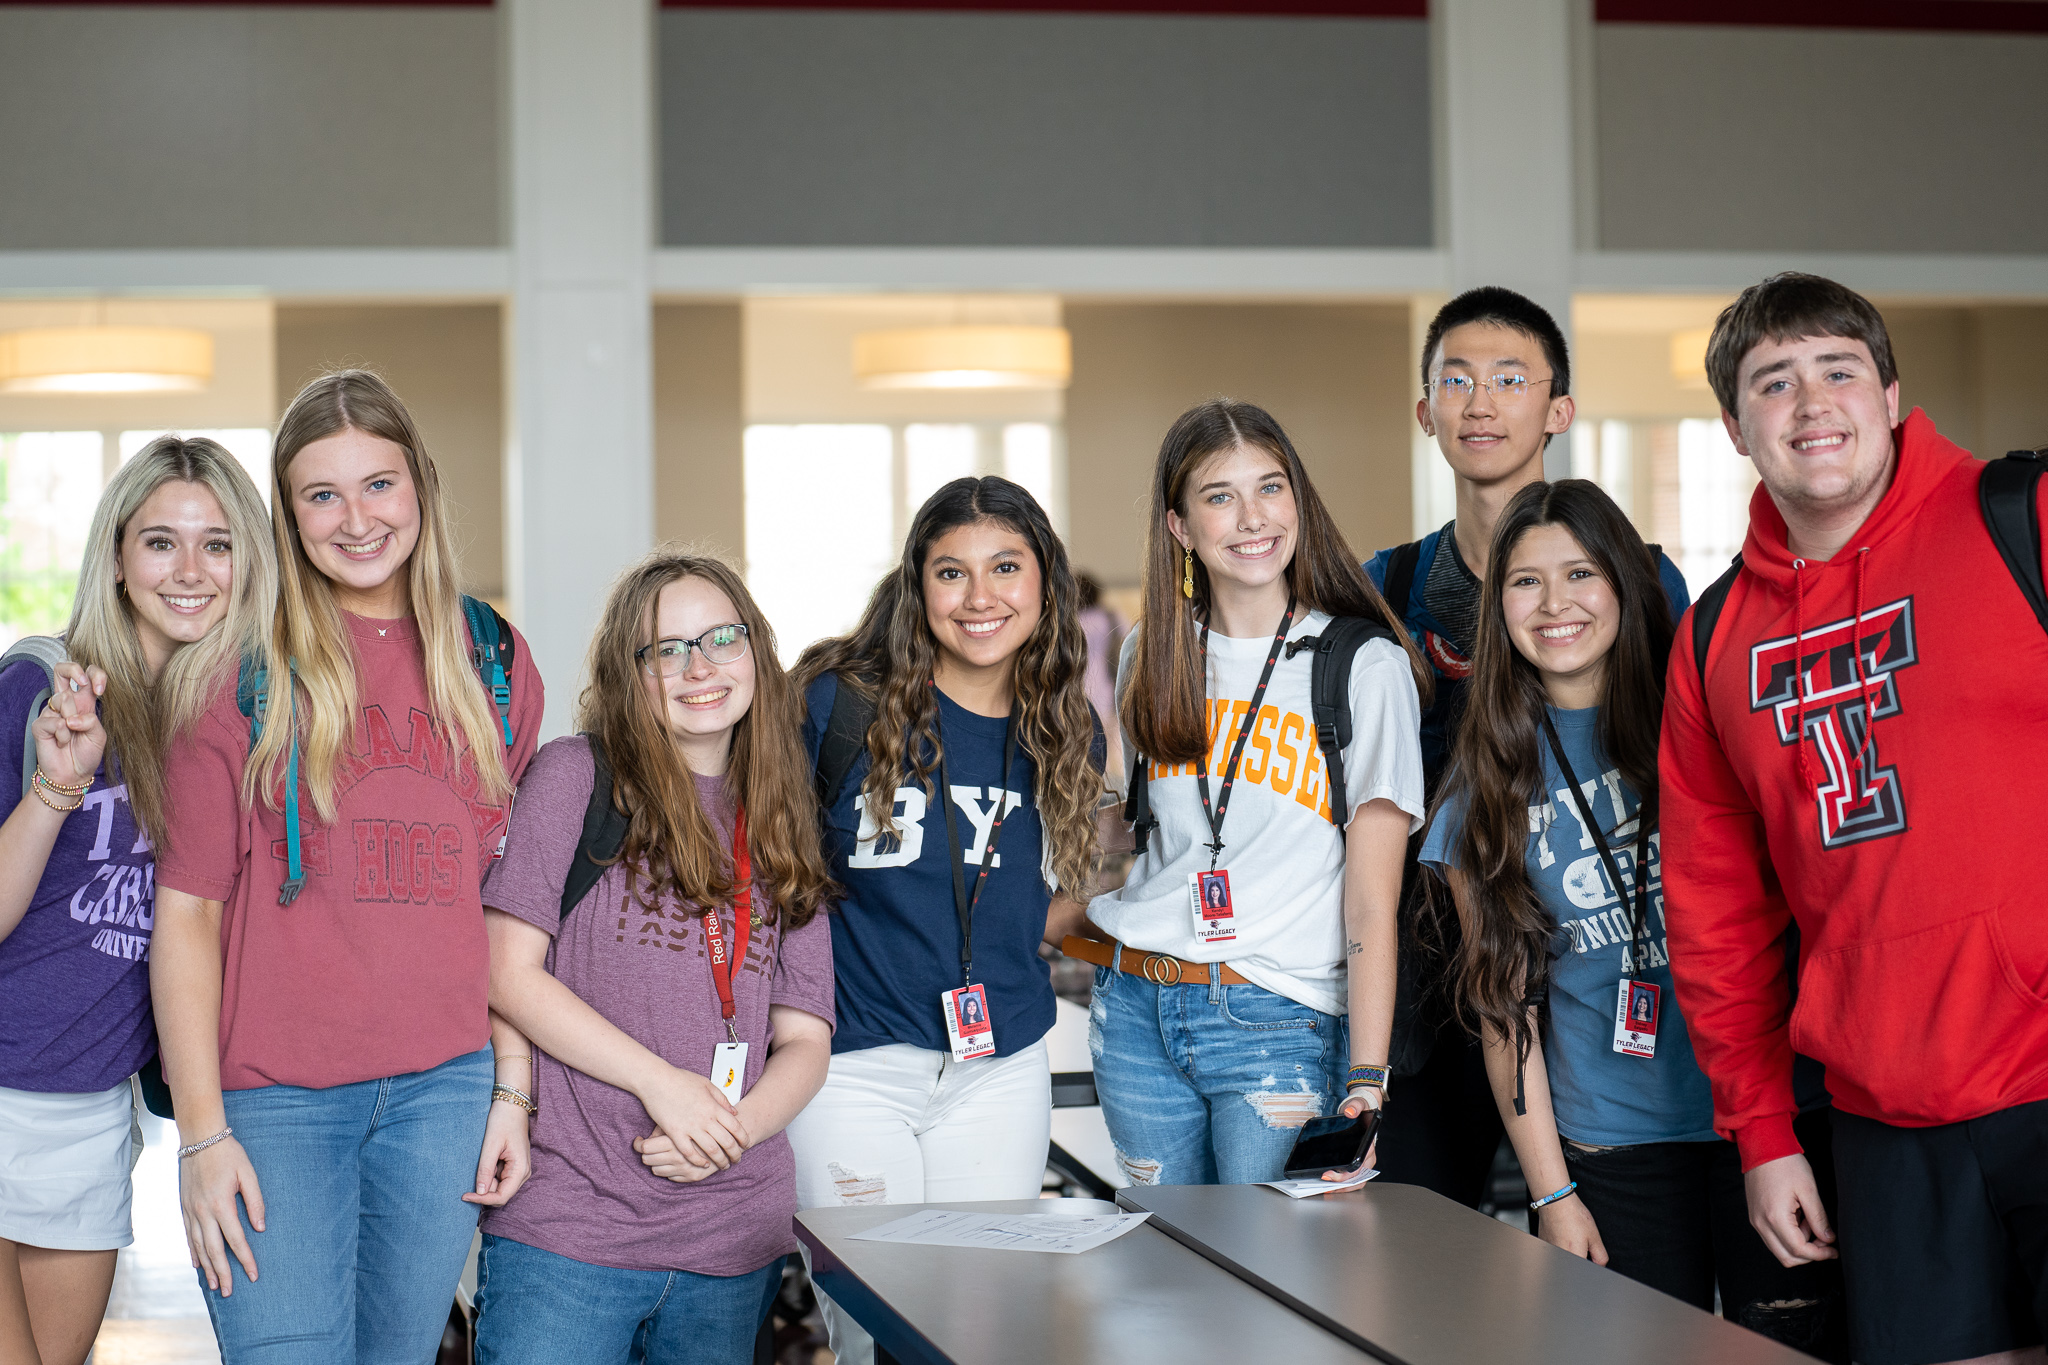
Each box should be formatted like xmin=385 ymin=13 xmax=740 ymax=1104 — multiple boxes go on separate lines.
xmin=1420 ymin=704 xmax=1716 ymax=1147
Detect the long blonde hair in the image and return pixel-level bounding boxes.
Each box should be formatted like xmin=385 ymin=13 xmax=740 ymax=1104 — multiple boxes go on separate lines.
xmin=248 ymin=371 xmax=510 ymax=819
xmin=66 ymin=437 xmax=275 ymax=851
xmin=578 ymin=549 xmax=835 ymax=929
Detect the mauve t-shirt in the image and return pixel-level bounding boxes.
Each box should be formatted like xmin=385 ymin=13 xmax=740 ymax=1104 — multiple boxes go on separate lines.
xmin=478 ymin=736 xmax=835 ymax=1276
xmin=0 ymin=658 xmax=157 ymax=1093
xmin=155 ymin=611 xmax=543 ymax=1091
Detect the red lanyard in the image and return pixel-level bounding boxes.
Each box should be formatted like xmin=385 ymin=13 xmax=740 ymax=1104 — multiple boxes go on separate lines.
xmin=702 ymin=806 xmax=753 ymax=1040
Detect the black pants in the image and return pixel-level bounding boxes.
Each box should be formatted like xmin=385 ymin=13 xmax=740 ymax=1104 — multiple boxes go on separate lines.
xmin=1374 ymin=1027 xmax=1504 ymax=1209
xmin=1547 ymin=1108 xmax=1847 ymax=1361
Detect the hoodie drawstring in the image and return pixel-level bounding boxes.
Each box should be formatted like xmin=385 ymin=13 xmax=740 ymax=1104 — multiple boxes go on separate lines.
xmin=1792 ymin=549 xmax=1880 ymax=798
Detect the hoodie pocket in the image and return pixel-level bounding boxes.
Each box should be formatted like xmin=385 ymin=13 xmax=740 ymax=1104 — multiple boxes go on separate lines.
xmin=1789 ymin=911 xmax=2048 ymax=1125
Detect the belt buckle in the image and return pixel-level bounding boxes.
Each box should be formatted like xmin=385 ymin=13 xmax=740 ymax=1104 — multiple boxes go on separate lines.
xmin=1141 ymin=953 xmax=1183 ymax=986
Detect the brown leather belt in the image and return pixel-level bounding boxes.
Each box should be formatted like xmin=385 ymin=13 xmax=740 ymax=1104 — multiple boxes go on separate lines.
xmin=1060 ymin=935 xmax=1251 ymax=988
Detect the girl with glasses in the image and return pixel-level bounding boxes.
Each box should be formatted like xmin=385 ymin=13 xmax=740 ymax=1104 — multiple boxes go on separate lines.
xmin=473 ymin=550 xmax=835 ymax=1364
xmin=0 ymin=438 xmax=272 ymax=1365
xmin=151 ymin=372 xmax=545 ymax=1363
xmin=787 ymin=477 xmax=1104 ymax=1365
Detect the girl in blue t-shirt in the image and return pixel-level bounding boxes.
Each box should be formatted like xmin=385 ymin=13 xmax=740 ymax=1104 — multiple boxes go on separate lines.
xmin=0 ymin=437 xmax=273 ymax=1365
xmin=1420 ymin=480 xmax=1840 ymax=1350
xmin=787 ymin=476 xmax=1103 ymax=1365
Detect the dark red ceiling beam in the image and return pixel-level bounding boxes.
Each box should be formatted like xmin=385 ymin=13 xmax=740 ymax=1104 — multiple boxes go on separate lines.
xmin=657 ymin=1 xmax=1426 ymax=13
xmin=1596 ymin=0 xmax=2048 ymax=34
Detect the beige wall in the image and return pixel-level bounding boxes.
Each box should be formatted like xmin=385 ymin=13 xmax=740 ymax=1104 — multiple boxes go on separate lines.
xmin=274 ymin=305 xmax=506 ymax=600
xmin=1062 ymin=303 xmax=1413 ymax=589
xmin=654 ymin=303 xmax=745 ymax=561
xmin=1886 ymin=306 xmax=2048 ymax=459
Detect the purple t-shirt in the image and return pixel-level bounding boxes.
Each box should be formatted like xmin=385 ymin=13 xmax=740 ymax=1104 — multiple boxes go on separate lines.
xmin=0 ymin=657 xmax=157 ymax=1094
xmin=478 ymin=735 xmax=835 ymax=1275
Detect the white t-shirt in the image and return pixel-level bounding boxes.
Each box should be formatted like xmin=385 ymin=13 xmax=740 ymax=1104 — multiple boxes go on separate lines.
xmin=1086 ymin=609 xmax=1425 ymax=1016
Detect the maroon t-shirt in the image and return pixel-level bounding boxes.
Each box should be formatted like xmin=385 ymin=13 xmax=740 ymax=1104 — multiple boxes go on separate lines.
xmin=156 ymin=611 xmax=542 ymax=1091
xmin=478 ymin=736 xmax=835 ymax=1275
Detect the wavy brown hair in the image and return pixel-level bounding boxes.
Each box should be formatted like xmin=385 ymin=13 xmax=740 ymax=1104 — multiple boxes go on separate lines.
xmin=580 ymin=548 xmax=833 ymax=929
xmin=1430 ymin=479 xmax=1673 ymax=1073
xmin=1123 ymin=398 xmax=1430 ymax=764
xmin=795 ymin=477 xmax=1101 ymax=898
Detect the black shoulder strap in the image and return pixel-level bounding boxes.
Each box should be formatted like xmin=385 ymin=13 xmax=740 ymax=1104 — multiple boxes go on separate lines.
xmin=814 ymin=674 xmax=878 ymax=813
xmin=1124 ymin=747 xmax=1155 ymax=856
xmin=1691 ymin=555 xmax=1745 ymax=689
xmin=1299 ymin=616 xmax=1397 ymax=828
xmin=562 ymin=733 xmax=630 ymax=920
xmin=1382 ymin=540 xmax=1423 ymax=622
xmin=1981 ymin=450 xmax=2048 ymax=637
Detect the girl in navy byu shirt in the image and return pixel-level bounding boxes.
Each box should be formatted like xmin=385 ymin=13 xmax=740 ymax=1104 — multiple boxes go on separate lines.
xmin=1421 ymin=480 xmax=1840 ymax=1354
xmin=788 ymin=477 xmax=1103 ymax=1365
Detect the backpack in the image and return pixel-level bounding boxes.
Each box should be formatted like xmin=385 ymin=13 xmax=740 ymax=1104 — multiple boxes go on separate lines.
xmin=1122 ymin=616 xmax=1399 ymax=855
xmin=1688 ymin=449 xmax=2048 ymax=684
xmin=245 ymin=594 xmax=518 ymax=906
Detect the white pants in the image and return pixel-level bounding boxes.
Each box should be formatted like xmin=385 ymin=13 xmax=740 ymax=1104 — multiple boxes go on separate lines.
xmin=786 ymin=1039 xmax=1051 ymax=1365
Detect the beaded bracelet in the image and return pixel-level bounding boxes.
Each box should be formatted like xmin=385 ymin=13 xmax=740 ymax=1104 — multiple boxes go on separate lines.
xmin=1529 ymin=1180 xmax=1579 ymax=1211
xmin=1345 ymin=1063 xmax=1390 ymax=1092
xmin=492 ymin=1085 xmax=537 ymax=1117
xmin=30 ymin=768 xmax=88 ymax=812
xmin=178 ymin=1128 xmax=233 ymax=1160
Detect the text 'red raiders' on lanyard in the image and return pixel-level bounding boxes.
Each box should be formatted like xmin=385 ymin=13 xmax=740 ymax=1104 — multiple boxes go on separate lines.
xmin=1538 ymin=712 xmax=1664 ymax=1060
xmin=932 ymin=685 xmax=1021 ymax=991
xmin=1195 ymin=596 xmax=1297 ymax=872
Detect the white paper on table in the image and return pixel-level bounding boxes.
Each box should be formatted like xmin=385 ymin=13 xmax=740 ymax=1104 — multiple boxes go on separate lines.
xmin=1261 ymin=1167 xmax=1380 ymax=1199
xmin=847 ymin=1209 xmax=1153 ymax=1254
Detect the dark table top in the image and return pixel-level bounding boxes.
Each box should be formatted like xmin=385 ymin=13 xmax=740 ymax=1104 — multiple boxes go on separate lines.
xmin=1116 ymin=1182 xmax=1819 ymax=1365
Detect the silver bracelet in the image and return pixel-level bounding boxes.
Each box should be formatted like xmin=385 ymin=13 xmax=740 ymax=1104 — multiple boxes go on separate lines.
xmin=177 ymin=1127 xmax=233 ymax=1159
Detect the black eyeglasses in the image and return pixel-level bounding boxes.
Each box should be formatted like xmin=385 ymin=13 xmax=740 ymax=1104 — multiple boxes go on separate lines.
xmin=635 ymin=623 xmax=750 ymax=677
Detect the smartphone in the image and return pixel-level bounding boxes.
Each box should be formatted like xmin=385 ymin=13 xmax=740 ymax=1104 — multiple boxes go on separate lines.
xmin=1281 ymin=1108 xmax=1382 ymax=1181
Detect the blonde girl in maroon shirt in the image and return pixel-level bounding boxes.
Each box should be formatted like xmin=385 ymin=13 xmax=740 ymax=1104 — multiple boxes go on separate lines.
xmin=151 ymin=371 xmax=543 ymax=1364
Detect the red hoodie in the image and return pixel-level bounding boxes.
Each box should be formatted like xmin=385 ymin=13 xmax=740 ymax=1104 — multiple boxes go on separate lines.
xmin=1661 ymin=410 xmax=2048 ymax=1171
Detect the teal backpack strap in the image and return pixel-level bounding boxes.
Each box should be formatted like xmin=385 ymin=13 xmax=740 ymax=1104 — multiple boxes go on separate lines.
xmin=462 ymin=594 xmax=515 ymax=749
xmin=237 ymin=653 xmax=306 ymax=906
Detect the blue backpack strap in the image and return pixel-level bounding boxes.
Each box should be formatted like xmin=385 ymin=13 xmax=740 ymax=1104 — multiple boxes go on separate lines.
xmin=238 ymin=653 xmax=306 ymax=906
xmin=462 ymin=594 xmax=515 ymax=749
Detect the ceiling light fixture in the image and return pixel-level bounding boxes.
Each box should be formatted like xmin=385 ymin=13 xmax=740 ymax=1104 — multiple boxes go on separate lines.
xmin=0 ymin=325 xmax=214 ymax=395
xmin=853 ymin=325 xmax=1071 ymax=391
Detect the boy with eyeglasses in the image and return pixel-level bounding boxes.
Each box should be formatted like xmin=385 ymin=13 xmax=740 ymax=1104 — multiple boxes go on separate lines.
xmin=1363 ymin=287 xmax=1690 ymax=1207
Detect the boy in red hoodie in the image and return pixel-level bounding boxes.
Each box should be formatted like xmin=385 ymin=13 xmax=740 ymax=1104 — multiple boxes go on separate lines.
xmin=1662 ymin=272 xmax=2048 ymax=1365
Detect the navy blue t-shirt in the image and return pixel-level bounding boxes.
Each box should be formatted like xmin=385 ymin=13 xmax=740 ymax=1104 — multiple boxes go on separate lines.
xmin=803 ymin=673 xmax=1056 ymax=1058
xmin=0 ymin=657 xmax=157 ymax=1093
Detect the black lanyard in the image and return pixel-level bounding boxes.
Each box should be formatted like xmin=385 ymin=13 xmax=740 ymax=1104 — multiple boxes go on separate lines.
xmin=1538 ymin=712 xmax=1652 ymax=980
xmin=935 ymin=697 xmax=1020 ymax=989
xmin=1194 ymin=597 xmax=1295 ymax=872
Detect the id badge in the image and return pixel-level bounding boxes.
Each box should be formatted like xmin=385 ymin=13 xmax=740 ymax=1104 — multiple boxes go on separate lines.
xmin=1188 ymin=869 xmax=1237 ymax=945
xmin=1613 ymin=979 xmax=1660 ymax=1058
xmin=711 ymin=1041 xmax=748 ymax=1104
xmin=941 ymin=984 xmax=997 ymax=1062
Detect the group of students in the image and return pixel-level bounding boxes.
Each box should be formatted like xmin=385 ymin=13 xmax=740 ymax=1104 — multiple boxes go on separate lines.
xmin=0 ymin=271 xmax=2041 ymax=1365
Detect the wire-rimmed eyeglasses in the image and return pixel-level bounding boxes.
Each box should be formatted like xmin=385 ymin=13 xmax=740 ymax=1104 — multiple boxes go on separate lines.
xmin=636 ymin=623 xmax=750 ymax=677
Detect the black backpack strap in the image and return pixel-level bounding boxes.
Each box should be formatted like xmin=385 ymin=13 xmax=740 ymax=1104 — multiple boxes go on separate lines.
xmin=1691 ymin=555 xmax=1745 ymax=689
xmin=562 ymin=733 xmax=631 ymax=921
xmin=1981 ymin=450 xmax=2048 ymax=637
xmin=814 ymin=674 xmax=878 ymax=813
xmin=1124 ymin=748 xmax=1155 ymax=856
xmin=1288 ymin=615 xmax=1397 ymax=828
xmin=1382 ymin=539 xmax=1422 ymax=623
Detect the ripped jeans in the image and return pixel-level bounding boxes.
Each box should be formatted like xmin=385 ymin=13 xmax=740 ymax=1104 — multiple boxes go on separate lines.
xmin=1089 ymin=957 xmax=1346 ymax=1187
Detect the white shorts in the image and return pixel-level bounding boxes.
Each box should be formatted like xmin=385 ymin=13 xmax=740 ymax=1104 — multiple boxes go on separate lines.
xmin=0 ymin=1080 xmax=138 ymax=1251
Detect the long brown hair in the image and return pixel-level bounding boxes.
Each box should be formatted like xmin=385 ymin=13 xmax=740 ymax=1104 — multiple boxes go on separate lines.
xmin=67 ymin=437 xmax=275 ymax=851
xmin=1123 ymin=398 xmax=1430 ymax=764
xmin=795 ymin=476 xmax=1101 ymax=899
xmin=250 ymin=371 xmax=510 ymax=819
xmin=580 ymin=548 xmax=833 ymax=929
xmin=1431 ymin=479 xmax=1674 ymax=1070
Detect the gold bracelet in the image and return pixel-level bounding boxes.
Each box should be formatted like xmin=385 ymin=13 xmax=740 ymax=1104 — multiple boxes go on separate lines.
xmin=495 ymin=1054 xmax=531 ymax=1067
xmin=34 ymin=766 xmax=90 ymax=797
xmin=29 ymin=772 xmax=84 ymax=813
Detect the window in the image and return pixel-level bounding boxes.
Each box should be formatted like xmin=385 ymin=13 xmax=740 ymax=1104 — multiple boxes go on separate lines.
xmin=0 ymin=433 xmax=106 ymax=646
xmin=744 ymin=420 xmax=1065 ymax=658
xmin=1571 ymin=417 xmax=1756 ymax=599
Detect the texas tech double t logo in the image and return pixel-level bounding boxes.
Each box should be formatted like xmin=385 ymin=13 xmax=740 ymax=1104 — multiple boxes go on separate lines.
xmin=1748 ymin=597 xmax=1918 ymax=848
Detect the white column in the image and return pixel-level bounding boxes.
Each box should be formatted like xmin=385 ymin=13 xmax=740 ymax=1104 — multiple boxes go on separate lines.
xmin=504 ymin=0 xmax=655 ymax=738
xmin=1436 ymin=0 xmax=1580 ymax=480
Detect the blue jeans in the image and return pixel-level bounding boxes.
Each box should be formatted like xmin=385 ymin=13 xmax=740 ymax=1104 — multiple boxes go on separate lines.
xmin=1089 ymin=956 xmax=1347 ymax=1186
xmin=473 ymin=1234 xmax=781 ymax=1365
xmin=203 ymin=1045 xmax=492 ymax=1364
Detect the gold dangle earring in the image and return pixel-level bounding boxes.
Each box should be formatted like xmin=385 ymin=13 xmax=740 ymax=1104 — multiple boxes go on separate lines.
xmin=1182 ymin=548 xmax=1195 ymax=599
